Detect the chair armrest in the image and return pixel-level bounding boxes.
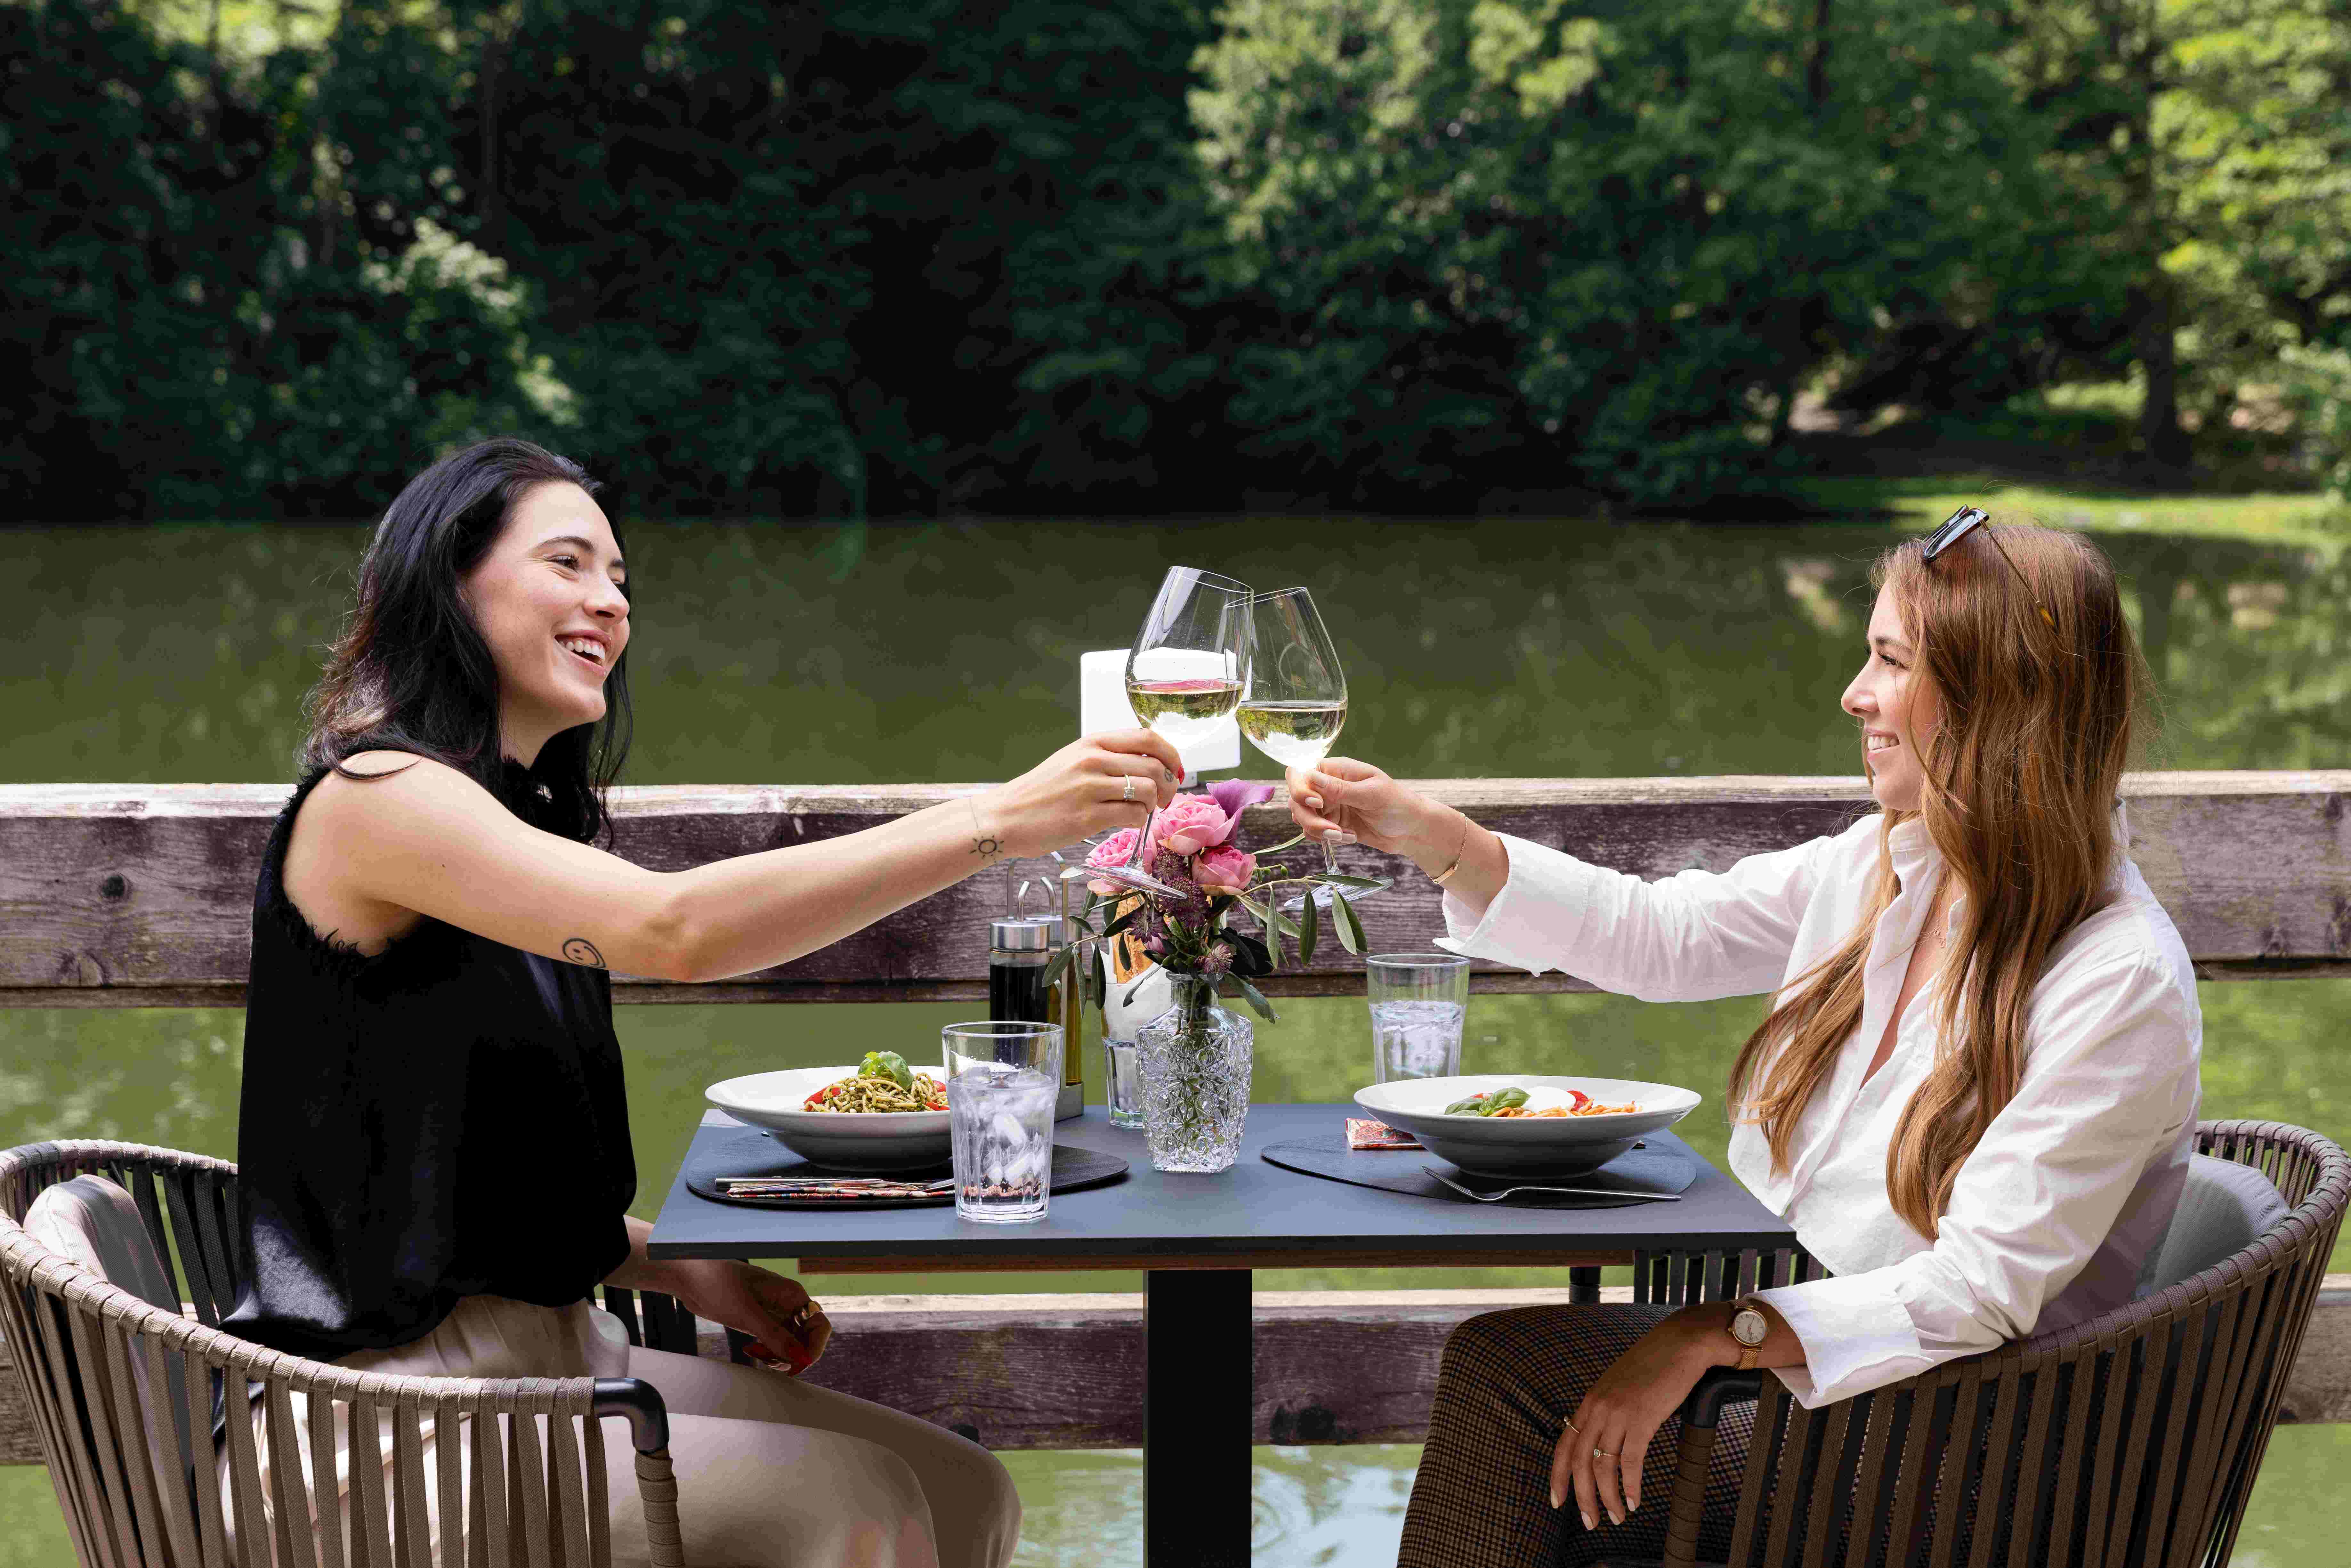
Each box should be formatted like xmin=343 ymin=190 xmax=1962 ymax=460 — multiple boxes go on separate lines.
xmin=1678 ymin=1367 xmax=1761 ymax=1430
xmin=593 ymin=1378 xmax=672 ymax=1455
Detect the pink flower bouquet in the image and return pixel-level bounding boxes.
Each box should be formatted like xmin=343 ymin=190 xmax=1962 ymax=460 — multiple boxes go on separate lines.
xmin=1058 ymin=777 xmax=1375 ymax=1022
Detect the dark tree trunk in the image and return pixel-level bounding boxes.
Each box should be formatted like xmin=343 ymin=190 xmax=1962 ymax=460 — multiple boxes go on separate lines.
xmin=1806 ymin=0 xmax=1832 ymax=111
xmin=2135 ymin=277 xmax=2191 ymax=471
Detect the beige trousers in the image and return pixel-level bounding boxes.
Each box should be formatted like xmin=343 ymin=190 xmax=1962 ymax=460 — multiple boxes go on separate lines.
xmin=234 ymin=1295 xmax=1021 ymax=1568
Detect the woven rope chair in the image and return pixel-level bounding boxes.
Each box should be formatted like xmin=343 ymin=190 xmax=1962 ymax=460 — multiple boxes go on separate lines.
xmin=1597 ymin=1119 xmax=2349 ymax=1568
xmin=0 ymin=1139 xmax=688 ymax=1568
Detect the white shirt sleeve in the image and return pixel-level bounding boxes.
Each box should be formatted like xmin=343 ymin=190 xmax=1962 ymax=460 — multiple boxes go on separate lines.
xmin=1752 ymin=949 xmax=2199 ymax=1407
xmin=1433 ymin=827 xmax=1851 ymax=1002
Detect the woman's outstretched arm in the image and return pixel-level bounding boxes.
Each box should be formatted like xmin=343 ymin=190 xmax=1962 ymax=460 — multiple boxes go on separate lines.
xmin=297 ymin=730 xmax=1181 ymax=982
xmin=1285 ymin=756 xmax=1846 ymax=1000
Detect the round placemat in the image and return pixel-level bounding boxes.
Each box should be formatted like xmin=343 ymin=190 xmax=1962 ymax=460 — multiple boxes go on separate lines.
xmin=1260 ymin=1135 xmax=1693 ymax=1208
xmin=686 ymin=1123 xmax=1128 ymax=1209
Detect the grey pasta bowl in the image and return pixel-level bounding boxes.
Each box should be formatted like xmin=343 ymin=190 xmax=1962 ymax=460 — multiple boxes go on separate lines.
xmin=1353 ymin=1074 xmax=1702 ymax=1178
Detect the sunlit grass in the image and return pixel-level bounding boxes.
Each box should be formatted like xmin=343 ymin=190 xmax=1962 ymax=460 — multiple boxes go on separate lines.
xmin=1800 ymin=477 xmax=2351 ymax=553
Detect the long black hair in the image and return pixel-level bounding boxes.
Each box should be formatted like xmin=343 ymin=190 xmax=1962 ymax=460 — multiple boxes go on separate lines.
xmin=298 ymin=438 xmax=632 ymax=845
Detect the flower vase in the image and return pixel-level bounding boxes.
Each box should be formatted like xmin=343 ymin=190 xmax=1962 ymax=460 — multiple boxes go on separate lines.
xmin=1134 ymin=974 xmax=1253 ymax=1173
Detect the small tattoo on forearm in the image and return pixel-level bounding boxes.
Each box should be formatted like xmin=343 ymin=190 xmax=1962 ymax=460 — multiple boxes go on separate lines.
xmin=561 ymin=938 xmax=607 ymax=969
xmin=971 ymin=834 xmax=1005 ymax=860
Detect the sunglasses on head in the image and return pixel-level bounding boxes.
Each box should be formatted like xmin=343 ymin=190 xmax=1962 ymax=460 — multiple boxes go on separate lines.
xmin=1921 ymin=507 xmax=2056 ymax=631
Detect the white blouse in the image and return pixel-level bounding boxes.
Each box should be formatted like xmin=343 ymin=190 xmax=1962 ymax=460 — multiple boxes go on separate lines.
xmin=1435 ymin=811 xmax=2202 ymax=1407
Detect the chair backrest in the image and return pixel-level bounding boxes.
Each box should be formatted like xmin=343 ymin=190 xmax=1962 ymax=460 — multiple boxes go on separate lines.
xmin=0 ymin=1139 xmax=682 ymax=1568
xmin=1720 ymin=1119 xmax=2349 ymax=1568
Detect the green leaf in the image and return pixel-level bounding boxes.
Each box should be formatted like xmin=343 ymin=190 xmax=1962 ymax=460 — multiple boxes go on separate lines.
xmin=1333 ymin=892 xmax=1367 ymax=955
xmin=1084 ymin=950 xmax=1106 ymax=1011
xmin=1252 ymin=831 xmax=1310 ymax=857
xmin=1042 ymin=945 xmax=1073 ymax=991
xmin=859 ymin=1051 xmax=915 ymax=1091
xmin=1101 ymin=903 xmax=1146 ymax=940
xmin=1313 ymin=873 xmax=1386 ymax=890
xmin=1298 ymin=887 xmax=1319 ymax=965
xmin=1234 ymin=976 xmax=1279 ymax=1023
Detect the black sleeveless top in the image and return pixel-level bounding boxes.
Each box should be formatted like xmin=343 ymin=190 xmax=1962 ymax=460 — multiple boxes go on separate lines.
xmin=223 ymin=756 xmax=635 ymax=1363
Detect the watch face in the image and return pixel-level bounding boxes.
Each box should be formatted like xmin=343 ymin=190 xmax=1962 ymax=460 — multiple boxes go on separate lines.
xmin=1733 ymin=1308 xmax=1768 ymax=1347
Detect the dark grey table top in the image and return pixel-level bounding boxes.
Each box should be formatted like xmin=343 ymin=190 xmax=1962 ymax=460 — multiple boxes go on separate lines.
xmin=646 ymin=1103 xmax=1798 ymax=1269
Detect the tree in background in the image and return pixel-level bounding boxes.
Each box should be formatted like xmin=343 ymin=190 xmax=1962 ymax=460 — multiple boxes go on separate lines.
xmin=0 ymin=0 xmax=564 ymax=518
xmin=4 ymin=0 xmax=2348 ymax=518
xmin=1192 ymin=0 xmax=2094 ymax=504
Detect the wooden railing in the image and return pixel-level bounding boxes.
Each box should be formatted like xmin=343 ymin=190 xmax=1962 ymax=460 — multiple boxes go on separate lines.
xmin=6 ymin=771 xmax=2348 ymax=1007
xmin=2 ymin=771 xmax=2346 ymax=1460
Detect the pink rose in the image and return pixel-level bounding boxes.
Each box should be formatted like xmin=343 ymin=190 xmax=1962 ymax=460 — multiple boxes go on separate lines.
xmin=1194 ymin=844 xmax=1256 ymax=895
xmin=1085 ymin=828 xmax=1143 ymax=895
xmin=1152 ymin=793 xmax=1231 ymax=857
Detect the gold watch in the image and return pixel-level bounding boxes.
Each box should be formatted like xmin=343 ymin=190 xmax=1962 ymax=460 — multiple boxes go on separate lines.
xmin=1727 ymin=1300 xmax=1769 ymax=1371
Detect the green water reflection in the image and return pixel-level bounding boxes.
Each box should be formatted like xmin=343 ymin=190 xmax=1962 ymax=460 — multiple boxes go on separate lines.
xmin=3 ymin=516 xmax=2346 ymax=1560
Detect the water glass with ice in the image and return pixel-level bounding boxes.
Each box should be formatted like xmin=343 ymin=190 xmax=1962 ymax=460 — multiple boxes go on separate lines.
xmin=943 ymin=1022 xmax=1064 ymax=1224
xmin=1365 ymin=953 xmax=1471 ymax=1083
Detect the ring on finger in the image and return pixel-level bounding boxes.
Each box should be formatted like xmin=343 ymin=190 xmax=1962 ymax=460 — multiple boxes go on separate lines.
xmin=1121 ymin=775 xmax=1137 ymax=804
xmin=1563 ymin=1417 xmax=1582 ymax=1435
xmin=1594 ymin=1447 xmax=1618 ymax=1459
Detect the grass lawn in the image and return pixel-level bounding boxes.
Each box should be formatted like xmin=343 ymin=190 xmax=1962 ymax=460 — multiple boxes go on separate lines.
xmin=1798 ymin=475 xmax=2351 ymax=553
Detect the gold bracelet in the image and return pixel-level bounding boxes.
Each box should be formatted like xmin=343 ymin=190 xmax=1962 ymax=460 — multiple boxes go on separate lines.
xmin=1429 ymin=818 xmax=1474 ymax=887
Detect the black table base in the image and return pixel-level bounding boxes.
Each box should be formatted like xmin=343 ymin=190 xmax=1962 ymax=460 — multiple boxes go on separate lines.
xmin=1146 ymin=1271 xmax=1254 ymax=1566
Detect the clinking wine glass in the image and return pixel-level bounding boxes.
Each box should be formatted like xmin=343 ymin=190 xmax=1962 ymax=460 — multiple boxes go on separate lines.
xmin=1237 ymin=586 xmax=1390 ymax=910
xmin=1090 ymin=566 xmax=1253 ymax=900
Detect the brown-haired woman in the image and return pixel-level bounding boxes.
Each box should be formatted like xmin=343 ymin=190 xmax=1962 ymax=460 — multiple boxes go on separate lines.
xmin=225 ymin=439 xmax=1183 ymax=1568
xmin=1281 ymin=515 xmax=2200 ymax=1565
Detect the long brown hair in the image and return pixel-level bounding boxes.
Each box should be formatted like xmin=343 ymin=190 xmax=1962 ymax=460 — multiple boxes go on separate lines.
xmin=1727 ymin=521 xmax=2149 ymax=1238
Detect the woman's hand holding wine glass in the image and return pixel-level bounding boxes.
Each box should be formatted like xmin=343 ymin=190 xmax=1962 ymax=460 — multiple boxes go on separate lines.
xmin=1285 ymin=757 xmax=1509 ymax=906
xmin=984 ymin=729 xmax=1184 ymax=858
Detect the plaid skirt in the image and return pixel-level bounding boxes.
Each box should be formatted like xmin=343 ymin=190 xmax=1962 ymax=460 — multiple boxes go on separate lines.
xmin=1400 ymin=1304 xmax=1751 ymax=1568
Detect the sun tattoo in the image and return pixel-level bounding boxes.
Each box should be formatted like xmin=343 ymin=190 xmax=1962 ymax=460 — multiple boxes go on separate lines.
xmin=561 ymin=937 xmax=607 ymax=969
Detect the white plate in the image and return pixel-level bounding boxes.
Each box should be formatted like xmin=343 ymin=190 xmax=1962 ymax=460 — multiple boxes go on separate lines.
xmin=1353 ymin=1074 xmax=1701 ymax=1178
xmin=706 ymin=1067 xmax=952 ymax=1174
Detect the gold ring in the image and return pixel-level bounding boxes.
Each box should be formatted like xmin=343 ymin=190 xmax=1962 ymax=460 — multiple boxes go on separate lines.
xmin=1594 ymin=1447 xmax=1618 ymax=1459
xmin=788 ymin=1303 xmax=815 ymax=1328
xmin=1121 ymin=775 xmax=1137 ymax=803
xmin=1563 ymin=1418 xmax=1581 ymax=1435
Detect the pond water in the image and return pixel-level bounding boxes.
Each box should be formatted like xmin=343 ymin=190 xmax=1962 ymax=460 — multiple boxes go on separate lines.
xmin=3 ymin=515 xmax=2346 ymax=1564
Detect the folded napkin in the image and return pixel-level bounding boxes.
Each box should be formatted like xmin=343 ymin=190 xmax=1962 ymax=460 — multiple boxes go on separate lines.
xmin=716 ymin=1175 xmax=955 ymax=1201
xmin=1345 ymin=1118 xmax=1423 ymax=1151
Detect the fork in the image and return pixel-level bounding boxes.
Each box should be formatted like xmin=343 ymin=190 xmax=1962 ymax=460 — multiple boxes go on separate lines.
xmin=1423 ymin=1167 xmax=1680 ymax=1203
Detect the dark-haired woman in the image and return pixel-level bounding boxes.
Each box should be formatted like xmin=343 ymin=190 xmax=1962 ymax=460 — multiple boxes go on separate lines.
xmin=1281 ymin=517 xmax=2201 ymax=1565
xmin=224 ymin=439 xmax=1182 ymax=1568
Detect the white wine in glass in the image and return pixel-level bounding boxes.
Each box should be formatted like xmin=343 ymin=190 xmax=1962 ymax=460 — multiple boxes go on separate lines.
xmin=1240 ymin=587 xmax=1387 ymax=904
xmin=1235 ymin=698 xmax=1348 ymax=769
xmin=1127 ymin=676 xmax=1245 ymax=755
xmin=1096 ymin=567 xmax=1253 ymax=895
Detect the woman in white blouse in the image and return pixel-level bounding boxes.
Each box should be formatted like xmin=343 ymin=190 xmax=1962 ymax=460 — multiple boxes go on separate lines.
xmin=1282 ymin=514 xmax=2200 ymax=1565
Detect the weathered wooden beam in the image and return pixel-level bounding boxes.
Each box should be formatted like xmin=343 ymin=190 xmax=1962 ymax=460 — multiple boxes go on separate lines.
xmin=6 ymin=1282 xmax=2347 ymax=1464
xmin=3 ymin=772 xmax=2346 ymax=1006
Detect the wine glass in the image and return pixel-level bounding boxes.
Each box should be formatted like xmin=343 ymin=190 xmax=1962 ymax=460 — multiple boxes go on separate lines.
xmin=1092 ymin=567 xmax=1253 ymax=898
xmin=1238 ymin=586 xmax=1389 ymax=909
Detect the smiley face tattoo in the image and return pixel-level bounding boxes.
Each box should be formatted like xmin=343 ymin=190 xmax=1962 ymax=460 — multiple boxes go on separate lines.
xmin=561 ymin=937 xmax=607 ymax=968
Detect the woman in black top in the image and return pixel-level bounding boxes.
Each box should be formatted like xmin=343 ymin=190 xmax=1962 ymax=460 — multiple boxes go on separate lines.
xmin=227 ymin=438 xmax=1180 ymax=1568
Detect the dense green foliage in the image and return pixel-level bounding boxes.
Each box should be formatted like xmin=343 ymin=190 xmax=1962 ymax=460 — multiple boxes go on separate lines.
xmin=6 ymin=0 xmax=2349 ymax=518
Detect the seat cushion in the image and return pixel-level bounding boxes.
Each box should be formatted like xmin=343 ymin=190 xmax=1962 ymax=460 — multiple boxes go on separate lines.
xmin=2140 ymin=1153 xmax=2290 ymax=1297
xmin=22 ymin=1174 xmax=181 ymax=1313
xmin=22 ymin=1173 xmax=199 ymax=1479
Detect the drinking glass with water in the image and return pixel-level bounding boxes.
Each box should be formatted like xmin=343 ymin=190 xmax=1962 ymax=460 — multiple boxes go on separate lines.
xmin=1365 ymin=953 xmax=1471 ymax=1082
xmin=943 ymin=1022 xmax=1064 ymax=1223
